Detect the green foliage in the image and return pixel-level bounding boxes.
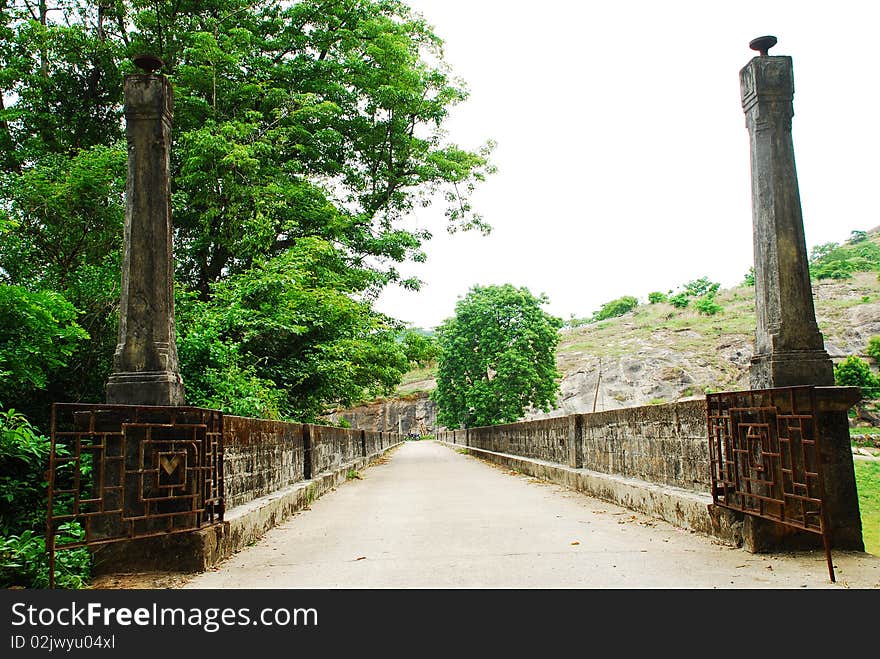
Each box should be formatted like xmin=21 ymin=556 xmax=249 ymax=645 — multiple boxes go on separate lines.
xmin=854 ymin=460 xmax=880 ymax=556
xmin=401 ymin=330 xmax=438 ymax=368
xmin=834 ymin=356 xmax=880 ymax=400
xmin=647 ymin=291 xmax=667 ymax=304
xmin=0 ymin=408 xmax=50 ymax=535
xmin=682 ymin=277 xmax=720 ymax=299
xmin=432 ymin=284 xmax=562 ymax=428
xmin=0 ymin=524 xmax=90 ymax=589
xmin=742 ymin=267 xmax=755 ymax=287
xmin=592 ymin=295 xmax=639 ymax=322
xmin=0 ymin=0 xmax=492 ymax=424
xmin=694 ymin=294 xmax=723 ymax=316
xmin=0 ymin=285 xmax=89 ymax=404
xmin=0 ymin=408 xmax=91 ymax=588
xmin=663 ymin=277 xmax=723 ymax=315
xmin=866 ymin=336 xmax=880 ymax=363
xmin=809 ymin=232 xmax=880 ymax=280
xmin=176 ymin=238 xmax=410 ymax=421
xmin=668 ymin=293 xmax=690 ymax=309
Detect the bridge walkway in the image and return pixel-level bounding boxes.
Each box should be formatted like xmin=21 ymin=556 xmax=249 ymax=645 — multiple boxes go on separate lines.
xmin=183 ymin=440 xmax=880 ymax=588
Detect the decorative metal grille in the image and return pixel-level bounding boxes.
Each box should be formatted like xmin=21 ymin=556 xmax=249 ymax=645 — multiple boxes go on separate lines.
xmin=47 ymin=404 xmax=224 ymax=587
xmin=706 ymin=386 xmax=834 ymax=581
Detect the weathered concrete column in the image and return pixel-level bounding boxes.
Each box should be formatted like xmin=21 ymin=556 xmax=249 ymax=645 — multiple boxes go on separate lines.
xmin=106 ymin=58 xmax=185 ymax=406
xmin=740 ymin=36 xmax=834 ymax=389
xmin=737 ymin=38 xmax=862 ymax=553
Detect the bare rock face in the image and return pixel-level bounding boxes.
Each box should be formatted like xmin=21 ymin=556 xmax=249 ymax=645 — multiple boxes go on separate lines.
xmin=324 ymin=392 xmax=437 ymax=435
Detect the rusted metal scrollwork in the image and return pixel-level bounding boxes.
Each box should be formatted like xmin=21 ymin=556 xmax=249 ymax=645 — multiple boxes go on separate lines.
xmin=47 ymin=404 xmax=224 ymax=587
xmin=706 ymin=386 xmax=835 ymax=581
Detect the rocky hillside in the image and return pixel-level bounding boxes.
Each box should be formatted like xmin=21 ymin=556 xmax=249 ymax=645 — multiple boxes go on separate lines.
xmin=331 ymin=232 xmax=880 ymax=431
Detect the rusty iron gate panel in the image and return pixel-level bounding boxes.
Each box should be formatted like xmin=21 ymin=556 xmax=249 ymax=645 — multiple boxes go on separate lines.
xmin=706 ymin=386 xmax=834 ymax=581
xmin=47 ymin=404 xmax=224 ymax=587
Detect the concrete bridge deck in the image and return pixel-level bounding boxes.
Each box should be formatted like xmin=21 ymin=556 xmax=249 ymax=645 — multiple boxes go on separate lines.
xmin=182 ymin=440 xmax=880 ymax=589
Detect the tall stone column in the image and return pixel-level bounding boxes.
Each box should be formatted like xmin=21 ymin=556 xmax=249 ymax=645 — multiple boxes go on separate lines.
xmin=734 ymin=38 xmax=862 ymax=554
xmin=740 ymin=36 xmax=834 ymax=389
xmin=106 ymin=57 xmax=185 ymax=406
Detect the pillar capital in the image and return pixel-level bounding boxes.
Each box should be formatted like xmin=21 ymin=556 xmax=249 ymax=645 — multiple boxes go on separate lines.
xmin=123 ymin=74 xmax=173 ymax=122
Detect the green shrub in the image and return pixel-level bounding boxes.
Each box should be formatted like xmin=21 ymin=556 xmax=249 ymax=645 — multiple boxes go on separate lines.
xmin=742 ymin=267 xmax=755 ymax=287
xmin=668 ymin=293 xmax=690 ymax=309
xmin=592 ymin=296 xmax=639 ymax=322
xmin=647 ymin=291 xmax=667 ymax=304
xmin=867 ymin=336 xmax=880 ymax=363
xmin=694 ymin=294 xmax=723 ymax=316
xmin=834 ymin=355 xmax=880 ymax=399
xmin=0 ymin=408 xmax=91 ymax=588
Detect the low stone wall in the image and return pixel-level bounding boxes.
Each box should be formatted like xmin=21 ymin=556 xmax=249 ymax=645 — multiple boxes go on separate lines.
xmin=438 ymin=400 xmax=709 ymax=495
xmin=224 ymin=417 xmax=400 ymax=511
xmin=94 ymin=418 xmax=404 ymax=574
xmin=467 ymin=417 xmax=570 ymax=466
xmin=578 ymin=400 xmax=710 ymax=493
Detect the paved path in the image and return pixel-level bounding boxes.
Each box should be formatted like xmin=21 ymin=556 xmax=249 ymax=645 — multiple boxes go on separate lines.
xmin=183 ymin=441 xmax=880 ymax=589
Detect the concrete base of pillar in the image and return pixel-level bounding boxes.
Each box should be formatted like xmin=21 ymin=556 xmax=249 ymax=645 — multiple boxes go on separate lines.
xmin=106 ymin=371 xmax=185 ymax=406
xmin=737 ymin=386 xmax=864 ymax=553
xmin=749 ymin=349 xmax=834 ymax=389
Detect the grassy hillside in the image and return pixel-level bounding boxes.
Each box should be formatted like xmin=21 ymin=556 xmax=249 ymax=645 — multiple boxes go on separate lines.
xmin=393 ymin=228 xmax=880 ymax=411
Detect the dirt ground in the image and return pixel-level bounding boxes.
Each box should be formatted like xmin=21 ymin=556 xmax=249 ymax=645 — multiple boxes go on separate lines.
xmin=88 ymin=571 xmax=195 ymax=589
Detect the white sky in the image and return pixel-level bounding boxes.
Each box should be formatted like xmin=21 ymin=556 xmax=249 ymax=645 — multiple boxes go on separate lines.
xmin=374 ymin=0 xmax=880 ymax=330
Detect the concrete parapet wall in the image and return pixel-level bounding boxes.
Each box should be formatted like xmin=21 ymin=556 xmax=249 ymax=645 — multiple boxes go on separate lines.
xmin=93 ymin=427 xmax=404 ymax=575
xmin=467 ymin=417 xmax=570 ymax=465
xmin=223 ymin=416 xmax=306 ymax=510
xmin=437 ymin=400 xmax=710 ymax=495
xmin=223 ymin=417 xmax=402 ymax=511
xmin=579 ymin=399 xmax=711 ymax=493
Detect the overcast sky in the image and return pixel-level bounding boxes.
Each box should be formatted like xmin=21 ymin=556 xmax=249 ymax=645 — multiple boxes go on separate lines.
xmin=373 ymin=0 xmax=880 ymax=330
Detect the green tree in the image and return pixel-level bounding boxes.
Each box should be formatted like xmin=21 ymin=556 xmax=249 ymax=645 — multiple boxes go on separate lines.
xmin=432 ymin=284 xmax=562 ymax=428
xmin=0 ymin=285 xmax=89 ymax=407
xmin=401 ymin=330 xmax=437 ymax=368
xmin=591 ymin=295 xmax=638 ymax=322
xmin=834 ymin=355 xmax=880 ymax=400
xmin=683 ymin=277 xmax=720 ymax=298
xmin=0 ymin=0 xmax=493 ymax=422
xmin=177 ymin=238 xmax=410 ymax=421
xmin=647 ymin=291 xmax=667 ymax=304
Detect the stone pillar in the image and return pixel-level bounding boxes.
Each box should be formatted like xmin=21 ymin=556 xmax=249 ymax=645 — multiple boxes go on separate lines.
xmin=106 ymin=60 xmax=185 ymax=406
xmin=740 ymin=37 xmax=834 ymax=389
xmin=737 ymin=39 xmax=862 ymax=553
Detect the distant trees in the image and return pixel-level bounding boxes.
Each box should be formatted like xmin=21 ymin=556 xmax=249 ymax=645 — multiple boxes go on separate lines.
xmin=809 ymin=230 xmax=880 ymax=280
xmin=432 ymin=285 xmax=562 ymax=428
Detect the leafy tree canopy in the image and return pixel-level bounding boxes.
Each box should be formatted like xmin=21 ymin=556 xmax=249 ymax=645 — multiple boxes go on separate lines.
xmin=0 ymin=0 xmax=493 ymax=424
xmin=432 ymin=284 xmax=562 ymax=428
